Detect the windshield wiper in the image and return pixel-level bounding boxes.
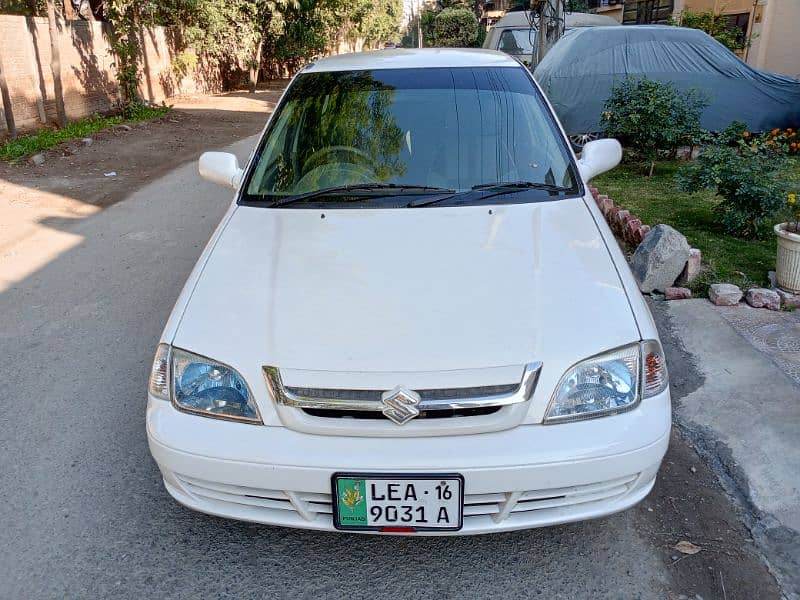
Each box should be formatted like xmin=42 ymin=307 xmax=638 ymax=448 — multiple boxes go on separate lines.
xmin=407 ymin=181 xmax=573 ymax=208
xmin=470 ymin=181 xmax=574 ymax=193
xmin=267 ymin=183 xmax=455 ymax=208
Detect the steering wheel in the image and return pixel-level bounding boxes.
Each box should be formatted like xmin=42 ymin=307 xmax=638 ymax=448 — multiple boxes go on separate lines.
xmin=294 ymin=162 xmax=377 ymax=193
xmin=302 ymin=145 xmax=371 ymax=172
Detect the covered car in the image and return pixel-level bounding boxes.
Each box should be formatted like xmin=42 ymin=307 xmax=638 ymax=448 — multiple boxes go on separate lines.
xmin=534 ymin=25 xmax=800 ymax=141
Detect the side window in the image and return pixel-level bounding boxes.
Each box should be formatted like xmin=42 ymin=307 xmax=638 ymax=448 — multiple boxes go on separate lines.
xmin=247 ymin=104 xmax=294 ymax=195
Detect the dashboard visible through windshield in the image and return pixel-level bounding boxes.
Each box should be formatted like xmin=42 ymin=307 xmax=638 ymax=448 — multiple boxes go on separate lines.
xmin=242 ymin=66 xmax=579 ymax=207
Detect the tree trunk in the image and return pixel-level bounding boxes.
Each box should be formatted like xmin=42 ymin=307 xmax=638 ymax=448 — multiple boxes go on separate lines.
xmin=0 ymin=52 xmax=17 ymax=138
xmin=248 ymin=39 xmax=263 ymax=94
xmin=46 ymin=0 xmax=67 ymax=127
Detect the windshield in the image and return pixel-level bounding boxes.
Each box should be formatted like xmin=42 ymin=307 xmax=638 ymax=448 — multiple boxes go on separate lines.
xmin=242 ymin=67 xmax=578 ymax=207
xmin=498 ymin=29 xmax=535 ymax=55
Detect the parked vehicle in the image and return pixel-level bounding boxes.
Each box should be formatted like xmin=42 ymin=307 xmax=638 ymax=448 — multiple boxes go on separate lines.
xmin=483 ymin=11 xmax=618 ymax=67
xmin=147 ymin=49 xmax=670 ymax=535
xmin=535 ymin=25 xmax=800 ymax=149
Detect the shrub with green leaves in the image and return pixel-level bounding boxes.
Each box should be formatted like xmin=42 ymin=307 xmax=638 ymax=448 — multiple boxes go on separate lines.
xmin=667 ymin=10 xmax=746 ymax=51
xmin=433 ymin=8 xmax=479 ymax=47
xmin=677 ymin=142 xmax=790 ymax=239
xmin=601 ymin=77 xmax=708 ymax=164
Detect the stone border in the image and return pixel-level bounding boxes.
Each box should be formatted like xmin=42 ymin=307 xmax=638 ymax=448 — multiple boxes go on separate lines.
xmin=589 ymin=187 xmax=799 ymax=311
xmin=589 ymin=186 xmax=703 ymax=283
xmin=589 ymin=186 xmax=651 ymax=245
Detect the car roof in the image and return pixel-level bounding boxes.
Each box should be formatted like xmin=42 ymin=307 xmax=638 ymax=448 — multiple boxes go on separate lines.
xmin=490 ymin=10 xmax=617 ymax=29
xmin=303 ymin=49 xmax=520 ymax=73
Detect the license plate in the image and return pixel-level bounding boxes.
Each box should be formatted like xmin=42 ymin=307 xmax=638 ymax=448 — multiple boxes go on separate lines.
xmin=332 ymin=473 xmax=464 ymax=532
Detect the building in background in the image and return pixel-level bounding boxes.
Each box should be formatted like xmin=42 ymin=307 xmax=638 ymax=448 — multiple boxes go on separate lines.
xmin=620 ymin=0 xmax=674 ymax=24
xmin=585 ymin=0 xmax=625 ymax=22
xmin=480 ymin=0 xmax=514 ymax=29
xmin=672 ymin=0 xmax=799 ymax=77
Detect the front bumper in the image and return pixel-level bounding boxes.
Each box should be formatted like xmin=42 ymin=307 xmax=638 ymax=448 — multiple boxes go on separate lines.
xmin=147 ymin=391 xmax=670 ymax=535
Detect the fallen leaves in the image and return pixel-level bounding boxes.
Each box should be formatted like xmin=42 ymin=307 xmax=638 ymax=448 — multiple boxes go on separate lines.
xmin=674 ymin=541 xmax=702 ymax=555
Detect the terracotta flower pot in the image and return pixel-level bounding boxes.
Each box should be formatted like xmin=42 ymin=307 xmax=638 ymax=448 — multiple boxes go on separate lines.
xmin=775 ymin=223 xmax=800 ymax=293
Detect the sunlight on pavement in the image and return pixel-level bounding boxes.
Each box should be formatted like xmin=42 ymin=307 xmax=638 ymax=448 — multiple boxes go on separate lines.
xmin=0 ymin=180 xmax=99 ymax=292
xmin=171 ymin=88 xmax=284 ymax=114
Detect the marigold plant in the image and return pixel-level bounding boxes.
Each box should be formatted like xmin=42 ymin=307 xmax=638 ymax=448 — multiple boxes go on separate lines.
xmin=746 ymin=127 xmax=800 ymax=155
xmin=784 ymin=191 xmax=800 ymax=234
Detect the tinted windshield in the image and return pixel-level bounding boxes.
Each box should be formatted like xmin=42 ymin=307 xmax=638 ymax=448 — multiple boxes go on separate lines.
xmin=243 ymin=67 xmax=578 ymax=206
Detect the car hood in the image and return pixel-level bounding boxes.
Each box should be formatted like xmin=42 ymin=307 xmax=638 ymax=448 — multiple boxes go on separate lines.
xmin=172 ymin=198 xmax=639 ymax=405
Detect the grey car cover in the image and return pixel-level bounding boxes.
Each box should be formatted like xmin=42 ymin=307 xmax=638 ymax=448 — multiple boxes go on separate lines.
xmin=534 ymin=25 xmax=800 ymax=135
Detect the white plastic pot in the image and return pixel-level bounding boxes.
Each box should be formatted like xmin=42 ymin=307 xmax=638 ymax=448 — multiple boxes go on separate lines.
xmin=775 ymin=223 xmax=800 ymax=293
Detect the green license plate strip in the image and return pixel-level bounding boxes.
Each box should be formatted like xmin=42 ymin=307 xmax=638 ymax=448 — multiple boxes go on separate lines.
xmin=332 ymin=473 xmax=464 ymax=532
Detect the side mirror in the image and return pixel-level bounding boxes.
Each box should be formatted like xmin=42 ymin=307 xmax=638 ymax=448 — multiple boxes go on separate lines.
xmin=576 ymin=138 xmax=622 ymax=182
xmin=199 ymin=152 xmax=243 ymax=189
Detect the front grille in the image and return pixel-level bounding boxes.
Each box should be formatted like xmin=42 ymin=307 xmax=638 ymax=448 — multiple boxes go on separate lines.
xmin=285 ymin=384 xmax=518 ymax=403
xmin=176 ymin=473 xmax=639 ymax=524
xmin=262 ymin=362 xmax=542 ymax=420
xmin=303 ymin=406 xmax=501 ymax=420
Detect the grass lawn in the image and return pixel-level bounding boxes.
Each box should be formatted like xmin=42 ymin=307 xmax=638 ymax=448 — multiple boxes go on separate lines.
xmin=593 ymin=159 xmax=800 ymax=292
xmin=0 ymin=105 xmax=170 ymax=161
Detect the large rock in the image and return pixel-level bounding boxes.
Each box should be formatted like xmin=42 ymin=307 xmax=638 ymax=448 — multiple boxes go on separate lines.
xmin=630 ymin=224 xmax=691 ymax=293
xmin=709 ymin=283 xmax=743 ymax=306
xmin=745 ymin=288 xmax=781 ymax=310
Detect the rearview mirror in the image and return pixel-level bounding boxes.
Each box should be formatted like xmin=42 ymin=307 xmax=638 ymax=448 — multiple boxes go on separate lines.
xmin=199 ymin=152 xmax=243 ymax=189
xmin=576 ymin=138 xmax=622 ymax=182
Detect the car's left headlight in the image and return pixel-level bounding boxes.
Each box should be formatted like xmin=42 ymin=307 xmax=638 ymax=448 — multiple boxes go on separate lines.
xmin=148 ymin=344 xmax=261 ymax=424
xmin=544 ymin=340 xmax=668 ymax=424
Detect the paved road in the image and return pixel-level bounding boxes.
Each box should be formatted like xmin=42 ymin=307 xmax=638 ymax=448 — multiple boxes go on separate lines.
xmin=0 ymin=137 xmax=781 ymax=599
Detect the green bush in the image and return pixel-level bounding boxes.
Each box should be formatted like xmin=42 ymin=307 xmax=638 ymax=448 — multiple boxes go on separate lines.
xmin=601 ymin=77 xmax=707 ymax=165
xmin=433 ymin=8 xmax=479 ymax=47
xmin=667 ymin=10 xmax=746 ymax=51
xmin=677 ymin=141 xmax=790 ymax=239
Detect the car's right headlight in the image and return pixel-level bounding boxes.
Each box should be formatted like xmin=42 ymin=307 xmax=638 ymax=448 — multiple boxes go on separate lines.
xmin=544 ymin=340 xmax=667 ymax=424
xmin=148 ymin=344 xmax=261 ymax=424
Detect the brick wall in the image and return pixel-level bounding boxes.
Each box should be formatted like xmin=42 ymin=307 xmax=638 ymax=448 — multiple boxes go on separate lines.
xmin=0 ymin=15 xmax=218 ymax=134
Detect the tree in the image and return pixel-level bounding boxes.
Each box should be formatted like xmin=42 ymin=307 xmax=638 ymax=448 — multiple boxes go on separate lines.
xmin=45 ymin=0 xmax=67 ymax=126
xmin=0 ymin=50 xmax=16 ymax=138
xmin=565 ymin=0 xmax=589 ymax=13
xmin=440 ymin=0 xmax=474 ymax=12
xmin=433 ymin=7 xmax=478 ymax=47
xmin=420 ymin=6 xmax=437 ymax=47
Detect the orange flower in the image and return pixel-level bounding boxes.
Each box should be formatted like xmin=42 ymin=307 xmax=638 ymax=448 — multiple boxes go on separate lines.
xmin=742 ymin=131 xmax=750 ymax=137
xmin=772 ymin=128 xmax=780 ymax=135
xmin=792 ymin=132 xmax=797 ymax=138
xmin=792 ymin=142 xmax=798 ymax=149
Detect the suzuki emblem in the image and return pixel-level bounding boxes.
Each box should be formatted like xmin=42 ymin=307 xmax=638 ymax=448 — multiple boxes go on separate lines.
xmin=380 ymin=386 xmax=421 ymax=425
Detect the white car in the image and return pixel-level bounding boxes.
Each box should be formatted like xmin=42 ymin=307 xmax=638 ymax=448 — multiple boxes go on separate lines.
xmin=147 ymin=49 xmax=670 ymax=535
